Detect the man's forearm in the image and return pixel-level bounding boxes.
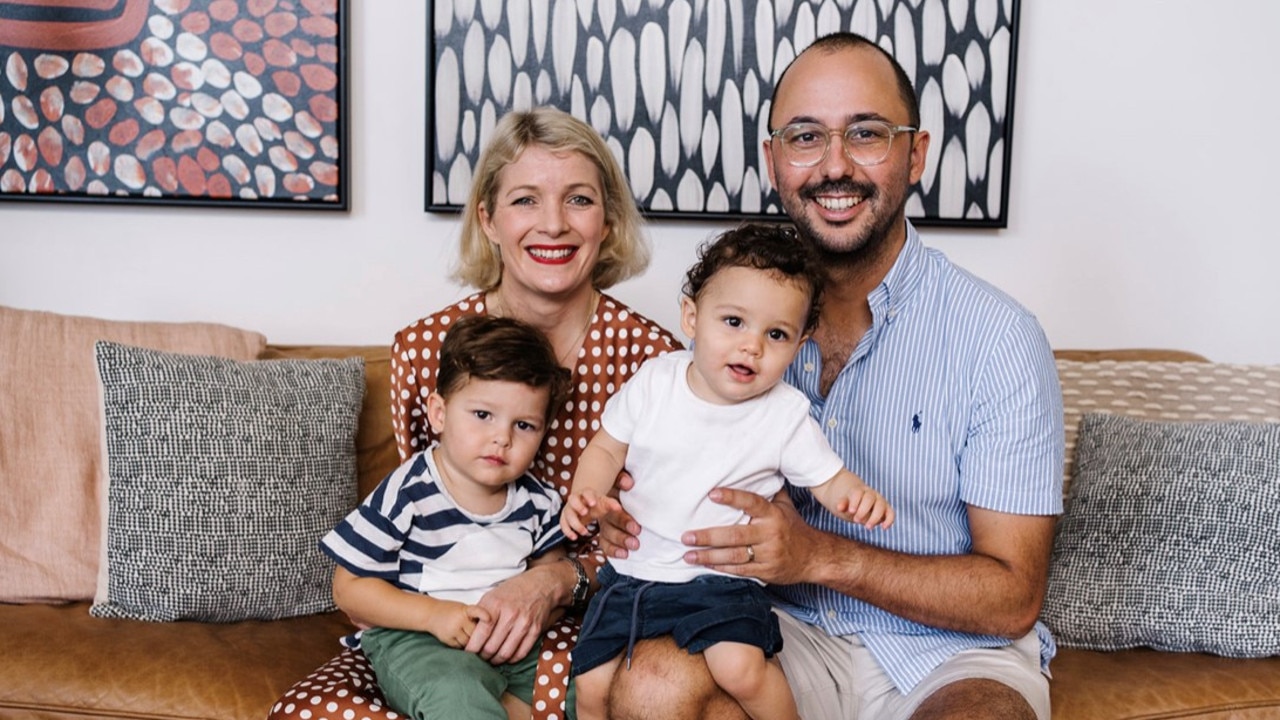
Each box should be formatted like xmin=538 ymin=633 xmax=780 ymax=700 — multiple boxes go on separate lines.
xmin=798 ymin=513 xmax=1054 ymax=638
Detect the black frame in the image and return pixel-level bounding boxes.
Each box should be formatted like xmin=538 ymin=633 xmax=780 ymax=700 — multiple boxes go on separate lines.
xmin=425 ymin=0 xmax=1020 ymax=227
xmin=0 ymin=0 xmax=349 ymax=210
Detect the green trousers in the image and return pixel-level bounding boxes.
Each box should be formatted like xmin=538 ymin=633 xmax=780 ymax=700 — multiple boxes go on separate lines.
xmin=361 ymin=627 xmax=575 ymax=720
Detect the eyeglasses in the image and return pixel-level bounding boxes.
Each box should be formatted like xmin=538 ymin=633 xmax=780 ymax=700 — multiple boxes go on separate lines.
xmin=769 ymin=120 xmax=918 ymax=168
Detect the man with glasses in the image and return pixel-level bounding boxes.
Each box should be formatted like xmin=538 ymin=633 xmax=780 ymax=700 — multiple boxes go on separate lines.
xmin=602 ymin=32 xmax=1063 ymax=720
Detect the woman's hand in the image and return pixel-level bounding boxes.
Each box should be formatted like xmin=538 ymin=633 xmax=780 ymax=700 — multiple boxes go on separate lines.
xmin=679 ymin=488 xmax=828 ymax=586
xmin=464 ymin=561 xmax=570 ymax=664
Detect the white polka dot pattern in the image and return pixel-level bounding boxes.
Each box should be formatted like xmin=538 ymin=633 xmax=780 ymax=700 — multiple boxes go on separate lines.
xmin=390 ymin=293 xmax=679 ymax=502
xmin=1057 ymin=360 xmax=1280 ymax=495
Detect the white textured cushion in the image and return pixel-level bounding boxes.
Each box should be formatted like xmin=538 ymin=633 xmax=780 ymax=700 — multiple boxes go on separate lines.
xmin=1056 ymin=360 xmax=1280 ymax=496
xmin=0 ymin=306 xmax=265 ymax=603
xmin=90 ymin=342 xmax=363 ymax=622
xmin=1043 ymin=412 xmax=1280 ymax=656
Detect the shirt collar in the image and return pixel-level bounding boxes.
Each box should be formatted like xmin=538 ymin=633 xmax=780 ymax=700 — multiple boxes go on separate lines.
xmin=867 ymin=220 xmax=926 ymax=326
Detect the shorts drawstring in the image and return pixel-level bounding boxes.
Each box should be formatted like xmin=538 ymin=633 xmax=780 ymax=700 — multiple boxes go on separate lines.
xmin=578 ymin=576 xmax=657 ymax=670
xmin=624 ymin=581 xmax=656 ymax=669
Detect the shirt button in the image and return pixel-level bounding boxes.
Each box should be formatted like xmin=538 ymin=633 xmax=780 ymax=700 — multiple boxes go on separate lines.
xmin=827 ymin=418 xmax=838 ymax=429
xmin=804 ymin=362 xmax=815 ymax=372
xmin=827 ymin=610 xmax=837 ymax=620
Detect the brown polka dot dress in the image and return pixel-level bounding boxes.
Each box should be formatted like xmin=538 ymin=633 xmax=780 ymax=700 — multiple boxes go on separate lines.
xmin=268 ymin=291 xmax=680 ymax=720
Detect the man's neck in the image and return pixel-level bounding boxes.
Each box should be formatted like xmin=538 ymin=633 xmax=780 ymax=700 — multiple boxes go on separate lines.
xmin=810 ymin=226 xmax=908 ymax=396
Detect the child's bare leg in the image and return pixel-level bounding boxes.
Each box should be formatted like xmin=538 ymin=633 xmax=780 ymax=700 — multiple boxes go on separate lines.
xmin=572 ymin=656 xmax=621 ymax=720
xmin=703 ymin=642 xmax=800 ymax=720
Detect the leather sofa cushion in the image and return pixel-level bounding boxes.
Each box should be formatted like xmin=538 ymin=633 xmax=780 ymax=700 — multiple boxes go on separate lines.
xmin=1 ymin=602 xmax=355 ymax=720
xmin=1050 ymin=647 xmax=1280 ymax=719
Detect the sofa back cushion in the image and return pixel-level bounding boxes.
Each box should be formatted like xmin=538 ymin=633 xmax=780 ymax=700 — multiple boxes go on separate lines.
xmin=1055 ymin=356 xmax=1280 ymax=495
xmin=0 ymin=306 xmax=266 ymax=603
xmin=259 ymin=344 xmax=399 ymax=500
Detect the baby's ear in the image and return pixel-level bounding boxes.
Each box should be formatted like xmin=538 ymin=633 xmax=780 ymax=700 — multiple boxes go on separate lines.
xmin=679 ymin=295 xmax=698 ymax=339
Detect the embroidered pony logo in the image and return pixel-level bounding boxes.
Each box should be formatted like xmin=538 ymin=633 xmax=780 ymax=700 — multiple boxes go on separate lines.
xmin=911 ymin=412 xmax=922 ymax=434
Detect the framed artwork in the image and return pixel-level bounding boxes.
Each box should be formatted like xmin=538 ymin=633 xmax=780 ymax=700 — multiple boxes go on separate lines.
xmin=426 ymin=0 xmax=1020 ymax=227
xmin=0 ymin=0 xmax=348 ymax=210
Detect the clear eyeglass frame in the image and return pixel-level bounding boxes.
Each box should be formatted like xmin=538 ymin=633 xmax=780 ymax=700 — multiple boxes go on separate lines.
xmin=769 ymin=120 xmax=918 ymax=168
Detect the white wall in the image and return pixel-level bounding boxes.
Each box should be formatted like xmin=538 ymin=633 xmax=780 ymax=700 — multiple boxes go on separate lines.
xmin=2 ymin=1 xmax=1278 ymax=363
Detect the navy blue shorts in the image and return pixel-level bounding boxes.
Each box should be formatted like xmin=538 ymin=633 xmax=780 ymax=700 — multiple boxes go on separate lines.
xmin=570 ymin=564 xmax=783 ymax=677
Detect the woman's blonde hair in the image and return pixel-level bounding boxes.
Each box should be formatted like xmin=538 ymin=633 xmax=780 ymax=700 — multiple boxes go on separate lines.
xmin=452 ymin=107 xmax=650 ymax=290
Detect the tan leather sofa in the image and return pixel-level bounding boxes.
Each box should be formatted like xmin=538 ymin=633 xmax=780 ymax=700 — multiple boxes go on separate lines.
xmin=3 ymin=344 xmax=1278 ymax=720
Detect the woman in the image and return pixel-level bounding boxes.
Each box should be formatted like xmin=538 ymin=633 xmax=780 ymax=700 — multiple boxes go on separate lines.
xmin=270 ymin=107 xmax=680 ymax=720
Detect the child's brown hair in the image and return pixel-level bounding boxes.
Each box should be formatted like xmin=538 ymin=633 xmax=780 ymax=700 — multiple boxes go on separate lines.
xmin=436 ymin=315 xmax=572 ymax=423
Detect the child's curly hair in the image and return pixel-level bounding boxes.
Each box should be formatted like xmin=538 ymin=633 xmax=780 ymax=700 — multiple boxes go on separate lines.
xmin=682 ymin=222 xmax=826 ymax=334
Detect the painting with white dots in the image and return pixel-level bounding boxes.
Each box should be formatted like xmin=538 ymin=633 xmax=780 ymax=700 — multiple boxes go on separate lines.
xmin=427 ymin=0 xmax=1020 ymax=227
xmin=0 ymin=0 xmax=348 ymax=210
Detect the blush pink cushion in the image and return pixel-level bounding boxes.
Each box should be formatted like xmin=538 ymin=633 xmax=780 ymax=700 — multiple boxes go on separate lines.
xmin=0 ymin=306 xmax=266 ymax=603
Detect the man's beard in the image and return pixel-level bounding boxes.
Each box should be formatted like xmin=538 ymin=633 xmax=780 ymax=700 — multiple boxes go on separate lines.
xmin=785 ymin=178 xmax=901 ymax=268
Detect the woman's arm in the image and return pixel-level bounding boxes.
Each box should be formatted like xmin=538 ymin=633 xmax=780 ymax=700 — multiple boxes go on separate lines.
xmin=463 ymin=550 xmax=580 ymax=663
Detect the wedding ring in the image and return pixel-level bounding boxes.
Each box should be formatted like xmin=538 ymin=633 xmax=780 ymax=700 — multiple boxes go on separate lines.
xmin=746 ymin=545 xmax=755 ymax=563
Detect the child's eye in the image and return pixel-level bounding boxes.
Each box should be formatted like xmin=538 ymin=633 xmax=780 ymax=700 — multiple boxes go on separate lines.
xmin=472 ymin=410 xmax=491 ymax=420
xmin=723 ymin=316 xmax=742 ymax=328
xmin=516 ymin=420 xmax=540 ymax=432
xmin=768 ymin=329 xmax=790 ymax=341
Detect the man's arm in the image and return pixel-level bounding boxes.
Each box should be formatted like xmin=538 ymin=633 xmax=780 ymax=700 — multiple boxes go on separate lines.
xmin=682 ymin=488 xmax=1055 ymax=638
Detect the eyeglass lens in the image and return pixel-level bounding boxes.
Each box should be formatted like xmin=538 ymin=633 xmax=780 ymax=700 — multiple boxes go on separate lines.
xmin=778 ymin=122 xmax=900 ymax=167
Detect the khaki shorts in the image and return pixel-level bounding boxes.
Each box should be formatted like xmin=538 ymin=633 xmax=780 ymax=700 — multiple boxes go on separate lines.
xmin=775 ymin=611 xmax=1050 ymax=720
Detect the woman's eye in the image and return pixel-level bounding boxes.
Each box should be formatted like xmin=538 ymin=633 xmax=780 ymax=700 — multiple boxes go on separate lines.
xmin=568 ymin=194 xmax=596 ymax=206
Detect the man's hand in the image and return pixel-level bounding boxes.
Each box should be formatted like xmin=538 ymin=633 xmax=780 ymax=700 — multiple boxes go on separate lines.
xmin=424 ymin=601 xmax=490 ymax=649
xmin=680 ymin=488 xmax=831 ymax=585
xmin=595 ymin=470 xmax=642 ymax=559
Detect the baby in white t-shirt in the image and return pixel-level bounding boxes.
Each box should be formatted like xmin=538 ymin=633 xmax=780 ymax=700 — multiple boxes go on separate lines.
xmin=561 ymin=223 xmax=895 ymax=720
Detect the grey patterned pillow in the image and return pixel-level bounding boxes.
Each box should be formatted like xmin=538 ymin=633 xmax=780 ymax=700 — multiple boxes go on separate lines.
xmin=1043 ymin=412 xmax=1280 ymax=656
xmin=90 ymin=341 xmax=363 ymax=622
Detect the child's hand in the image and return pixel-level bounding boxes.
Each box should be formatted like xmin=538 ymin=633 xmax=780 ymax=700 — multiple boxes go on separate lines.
xmin=424 ymin=600 xmax=491 ymax=649
xmin=837 ymin=485 xmax=895 ymax=530
xmin=560 ymin=489 xmax=622 ymax=540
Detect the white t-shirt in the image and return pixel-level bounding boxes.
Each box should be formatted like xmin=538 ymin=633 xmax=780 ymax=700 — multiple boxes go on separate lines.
xmin=604 ymin=351 xmax=845 ymax=583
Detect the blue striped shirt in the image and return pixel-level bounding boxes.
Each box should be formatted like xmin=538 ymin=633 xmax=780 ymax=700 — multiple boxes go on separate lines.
xmin=771 ymin=222 xmax=1064 ymax=692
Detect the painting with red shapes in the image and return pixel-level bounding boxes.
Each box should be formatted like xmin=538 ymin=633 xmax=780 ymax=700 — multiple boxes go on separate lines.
xmin=0 ymin=0 xmax=347 ymax=210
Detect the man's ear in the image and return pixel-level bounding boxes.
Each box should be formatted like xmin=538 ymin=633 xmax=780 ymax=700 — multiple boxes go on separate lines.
xmin=908 ymin=129 xmax=931 ymax=185
xmin=426 ymin=391 xmax=447 ymax=435
xmin=679 ymin=295 xmax=698 ymax=340
xmin=762 ymin=137 xmax=779 ymax=190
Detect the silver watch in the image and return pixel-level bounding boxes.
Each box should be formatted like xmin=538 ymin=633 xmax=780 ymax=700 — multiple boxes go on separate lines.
xmin=567 ymin=557 xmax=589 ymax=610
